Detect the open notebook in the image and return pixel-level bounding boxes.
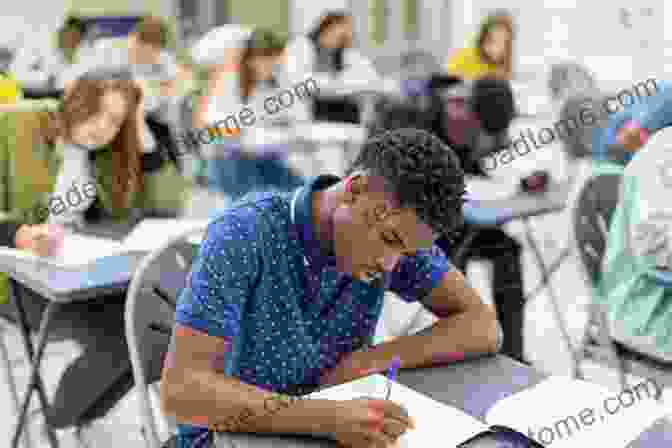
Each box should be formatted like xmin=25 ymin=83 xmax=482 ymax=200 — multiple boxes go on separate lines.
xmin=0 ymin=219 xmax=210 ymax=270
xmin=485 ymin=376 xmax=667 ymax=448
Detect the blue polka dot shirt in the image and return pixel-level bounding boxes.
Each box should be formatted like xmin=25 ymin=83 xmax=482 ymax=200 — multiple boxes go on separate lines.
xmin=174 ymin=175 xmax=454 ymax=447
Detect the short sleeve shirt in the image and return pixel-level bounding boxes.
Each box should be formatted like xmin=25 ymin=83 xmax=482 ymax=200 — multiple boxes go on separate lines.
xmin=174 ymin=175 xmax=454 ymax=447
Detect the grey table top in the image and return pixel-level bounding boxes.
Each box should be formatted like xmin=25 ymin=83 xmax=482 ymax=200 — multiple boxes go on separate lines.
xmin=224 ymin=355 xmax=671 ymax=447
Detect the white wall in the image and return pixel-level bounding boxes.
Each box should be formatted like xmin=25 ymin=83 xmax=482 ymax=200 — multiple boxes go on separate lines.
xmin=0 ymin=2 xmax=68 ymax=51
xmin=466 ymin=0 xmax=668 ymax=87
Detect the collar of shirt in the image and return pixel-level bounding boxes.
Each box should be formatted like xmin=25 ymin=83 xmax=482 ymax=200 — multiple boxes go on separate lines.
xmin=291 ymin=175 xmax=341 ymax=271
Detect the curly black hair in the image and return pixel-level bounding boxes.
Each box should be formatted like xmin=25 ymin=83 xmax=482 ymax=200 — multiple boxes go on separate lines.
xmin=347 ymin=128 xmax=466 ymax=240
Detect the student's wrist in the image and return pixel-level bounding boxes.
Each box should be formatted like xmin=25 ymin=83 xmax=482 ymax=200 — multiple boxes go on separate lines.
xmin=254 ymin=397 xmax=337 ymax=438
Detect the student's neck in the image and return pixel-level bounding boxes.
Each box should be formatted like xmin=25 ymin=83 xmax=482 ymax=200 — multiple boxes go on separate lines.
xmin=311 ymin=187 xmax=340 ymax=256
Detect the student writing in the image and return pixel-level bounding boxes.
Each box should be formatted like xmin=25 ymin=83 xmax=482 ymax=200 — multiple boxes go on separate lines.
xmin=0 ymin=74 xmax=190 ymax=428
xmin=161 ymin=129 xmax=500 ymax=448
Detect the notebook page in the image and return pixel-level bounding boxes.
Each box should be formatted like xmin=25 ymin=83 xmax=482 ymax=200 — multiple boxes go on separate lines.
xmin=0 ymin=233 xmax=129 ymax=269
xmin=485 ymin=376 xmax=666 ymax=448
xmin=49 ymin=233 xmax=127 ymax=267
xmin=309 ymin=374 xmax=488 ymax=447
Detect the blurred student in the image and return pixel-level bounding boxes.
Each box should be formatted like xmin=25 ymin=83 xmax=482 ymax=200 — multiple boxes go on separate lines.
xmin=0 ymin=70 xmax=22 ymax=103
xmin=431 ymin=77 xmax=526 ymax=363
xmin=191 ymin=24 xmax=252 ymax=129
xmin=204 ymin=29 xmax=308 ymax=200
xmin=285 ymin=10 xmax=379 ymax=123
xmin=64 ymin=16 xmax=178 ymax=115
xmin=0 ymin=75 xmax=190 ymax=428
xmin=446 ymin=10 xmax=515 ymax=81
xmin=161 ymin=128 xmax=500 ymax=448
xmin=597 ymin=80 xmax=672 ymax=357
xmin=10 ymin=15 xmax=90 ymax=90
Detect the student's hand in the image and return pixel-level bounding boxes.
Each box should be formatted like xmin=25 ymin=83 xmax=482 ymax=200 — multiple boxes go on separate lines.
xmin=617 ymin=122 xmax=649 ymax=152
xmin=14 ymin=224 xmax=65 ymax=257
xmin=316 ymin=398 xmax=415 ymax=448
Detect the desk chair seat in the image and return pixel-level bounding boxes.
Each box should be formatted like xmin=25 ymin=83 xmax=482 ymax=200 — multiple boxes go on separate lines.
xmin=125 ymin=227 xmax=206 ymax=448
xmin=573 ymin=172 xmax=672 ymax=391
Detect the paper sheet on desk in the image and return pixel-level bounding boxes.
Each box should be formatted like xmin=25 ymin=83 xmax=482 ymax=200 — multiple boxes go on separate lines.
xmin=485 ymin=376 xmax=666 ymax=448
xmin=122 ymin=219 xmax=210 ymax=252
xmin=0 ymin=233 xmax=127 ymax=269
xmin=309 ymin=374 xmax=488 ymax=447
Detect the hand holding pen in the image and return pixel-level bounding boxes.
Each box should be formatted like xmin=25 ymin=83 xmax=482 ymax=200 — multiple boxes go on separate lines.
xmin=385 ymin=356 xmax=401 ymax=401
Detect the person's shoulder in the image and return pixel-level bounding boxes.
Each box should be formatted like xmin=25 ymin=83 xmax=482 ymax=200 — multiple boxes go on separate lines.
xmin=395 ymin=244 xmax=451 ymax=276
xmin=446 ymin=47 xmax=476 ymax=64
xmin=208 ymin=192 xmax=293 ymax=240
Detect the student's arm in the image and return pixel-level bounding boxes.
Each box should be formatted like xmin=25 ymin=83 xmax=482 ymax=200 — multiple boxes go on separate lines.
xmin=0 ymin=113 xmax=60 ymax=254
xmin=319 ymin=249 xmax=499 ymax=387
xmin=284 ymin=37 xmax=316 ymax=86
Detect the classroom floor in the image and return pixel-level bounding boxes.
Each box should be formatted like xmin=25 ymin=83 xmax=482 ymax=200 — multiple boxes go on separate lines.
xmin=1 ymin=165 xmax=671 ymax=447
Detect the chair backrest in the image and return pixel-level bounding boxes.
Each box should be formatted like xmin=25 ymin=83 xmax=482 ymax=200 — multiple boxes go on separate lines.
xmin=558 ymin=92 xmax=611 ymax=160
xmin=573 ymin=173 xmax=623 ymax=287
xmin=125 ymin=227 xmax=205 ymax=448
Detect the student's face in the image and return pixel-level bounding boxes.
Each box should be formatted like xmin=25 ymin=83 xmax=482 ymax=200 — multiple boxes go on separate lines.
xmin=61 ymin=29 xmax=82 ymax=51
xmin=128 ymin=35 xmax=161 ymax=65
xmin=320 ymin=19 xmax=353 ymax=49
xmin=332 ymin=176 xmax=436 ymax=283
xmin=70 ymin=90 xmax=129 ymax=148
xmin=482 ymin=25 xmax=510 ymax=64
xmin=249 ymin=55 xmax=277 ymax=81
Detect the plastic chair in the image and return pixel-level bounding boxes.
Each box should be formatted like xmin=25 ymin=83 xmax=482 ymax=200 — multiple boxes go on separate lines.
xmin=572 ymin=172 xmax=672 ymax=393
xmin=125 ymin=227 xmax=206 ymax=448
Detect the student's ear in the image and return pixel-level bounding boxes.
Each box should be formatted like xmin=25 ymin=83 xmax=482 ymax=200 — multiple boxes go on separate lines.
xmin=343 ymin=173 xmax=364 ymax=204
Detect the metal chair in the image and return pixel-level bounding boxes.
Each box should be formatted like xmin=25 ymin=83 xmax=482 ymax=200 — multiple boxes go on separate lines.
xmin=572 ymin=171 xmax=672 ymax=394
xmin=125 ymin=227 xmax=206 ymax=448
xmin=0 ymin=318 xmax=33 ymax=448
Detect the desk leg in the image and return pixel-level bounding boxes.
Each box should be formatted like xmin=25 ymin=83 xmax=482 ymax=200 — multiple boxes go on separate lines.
xmin=521 ymin=217 xmax=581 ymax=378
xmin=9 ymin=280 xmax=59 ymax=448
xmin=526 ymin=246 xmax=573 ymax=301
xmin=0 ymin=327 xmax=34 ymax=448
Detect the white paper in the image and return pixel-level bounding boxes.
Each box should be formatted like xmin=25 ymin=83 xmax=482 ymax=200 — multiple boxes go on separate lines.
xmin=485 ymin=376 xmax=666 ymax=448
xmin=0 ymin=233 xmax=126 ymax=269
xmin=309 ymin=374 xmax=488 ymax=447
xmin=122 ymin=219 xmax=210 ymax=252
xmin=466 ymin=178 xmax=519 ymax=201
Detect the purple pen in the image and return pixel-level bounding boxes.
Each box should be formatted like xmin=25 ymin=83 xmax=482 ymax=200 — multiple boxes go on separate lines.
xmin=385 ymin=356 xmax=401 ymax=400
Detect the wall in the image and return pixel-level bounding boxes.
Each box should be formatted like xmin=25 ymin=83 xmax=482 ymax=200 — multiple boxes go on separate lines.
xmin=228 ymin=0 xmax=290 ymax=34
xmin=466 ymin=0 xmax=668 ymax=87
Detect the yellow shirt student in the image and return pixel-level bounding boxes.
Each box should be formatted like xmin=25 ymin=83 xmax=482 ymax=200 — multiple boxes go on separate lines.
xmin=0 ymin=72 xmax=22 ymax=104
xmin=446 ymin=47 xmax=500 ymax=81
